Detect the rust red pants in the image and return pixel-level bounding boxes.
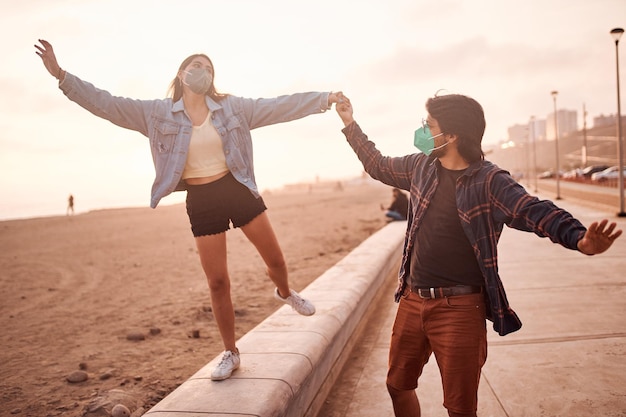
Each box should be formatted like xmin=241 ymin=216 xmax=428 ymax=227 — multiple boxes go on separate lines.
xmin=387 ymin=290 xmax=487 ymax=414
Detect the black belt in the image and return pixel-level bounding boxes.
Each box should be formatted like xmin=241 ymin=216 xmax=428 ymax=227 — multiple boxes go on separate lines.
xmin=415 ymin=285 xmax=483 ymax=299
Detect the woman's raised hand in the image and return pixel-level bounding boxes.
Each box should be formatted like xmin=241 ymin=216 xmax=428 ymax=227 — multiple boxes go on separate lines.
xmin=328 ymin=91 xmax=346 ymax=105
xmin=34 ymin=39 xmax=64 ymax=80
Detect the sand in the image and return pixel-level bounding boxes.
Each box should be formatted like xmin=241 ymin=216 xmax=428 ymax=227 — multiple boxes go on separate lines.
xmin=0 ymin=178 xmax=394 ymax=416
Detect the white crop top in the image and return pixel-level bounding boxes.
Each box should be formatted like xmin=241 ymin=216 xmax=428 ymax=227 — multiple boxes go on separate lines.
xmin=182 ymin=113 xmax=229 ymax=179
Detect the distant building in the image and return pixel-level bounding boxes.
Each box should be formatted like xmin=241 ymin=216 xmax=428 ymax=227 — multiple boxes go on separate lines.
xmin=507 ymin=110 xmax=621 ymax=149
xmin=529 ymin=118 xmax=547 ymax=142
xmin=546 ymin=109 xmax=577 ymax=140
xmin=593 ymin=113 xmax=626 ymax=128
xmin=506 ymin=118 xmax=547 ymax=144
xmin=507 ymin=123 xmax=528 ymax=143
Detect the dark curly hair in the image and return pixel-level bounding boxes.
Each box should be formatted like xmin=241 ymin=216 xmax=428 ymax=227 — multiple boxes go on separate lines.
xmin=426 ymin=93 xmax=486 ymax=163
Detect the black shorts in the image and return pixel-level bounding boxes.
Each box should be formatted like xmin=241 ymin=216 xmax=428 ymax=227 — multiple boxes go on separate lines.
xmin=185 ymin=172 xmax=267 ymax=237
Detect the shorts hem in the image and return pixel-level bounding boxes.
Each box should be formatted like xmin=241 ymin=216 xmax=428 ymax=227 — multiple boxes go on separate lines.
xmin=232 ymin=208 xmax=266 ymax=229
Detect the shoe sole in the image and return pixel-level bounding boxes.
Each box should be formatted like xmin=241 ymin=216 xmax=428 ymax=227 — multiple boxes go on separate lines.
xmin=211 ymin=373 xmax=232 ymax=381
xmin=210 ymin=367 xmax=239 ymax=381
xmin=296 ymin=308 xmax=315 ymax=316
xmin=210 ymin=362 xmax=240 ymax=381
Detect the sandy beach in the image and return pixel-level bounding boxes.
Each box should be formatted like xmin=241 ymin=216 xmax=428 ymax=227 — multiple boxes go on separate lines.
xmin=0 ymin=178 xmax=394 ymax=417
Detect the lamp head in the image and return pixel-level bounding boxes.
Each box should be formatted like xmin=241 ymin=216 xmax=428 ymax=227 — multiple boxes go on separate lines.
xmin=611 ymin=27 xmax=624 ymax=43
xmin=551 ymin=90 xmax=558 ymax=98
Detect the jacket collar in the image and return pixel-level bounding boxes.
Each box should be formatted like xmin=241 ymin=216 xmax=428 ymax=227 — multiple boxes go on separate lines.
xmin=171 ymin=95 xmax=223 ymax=114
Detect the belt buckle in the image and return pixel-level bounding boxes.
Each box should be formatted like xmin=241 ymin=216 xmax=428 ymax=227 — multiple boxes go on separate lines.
xmin=416 ymin=287 xmax=437 ymax=299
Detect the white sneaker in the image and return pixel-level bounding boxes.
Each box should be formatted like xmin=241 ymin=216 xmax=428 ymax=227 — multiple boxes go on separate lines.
xmin=274 ymin=288 xmax=316 ymax=316
xmin=211 ymin=349 xmax=240 ymax=381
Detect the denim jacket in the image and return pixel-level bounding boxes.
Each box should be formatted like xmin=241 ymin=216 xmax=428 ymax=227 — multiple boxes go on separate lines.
xmin=59 ymin=72 xmax=331 ymax=208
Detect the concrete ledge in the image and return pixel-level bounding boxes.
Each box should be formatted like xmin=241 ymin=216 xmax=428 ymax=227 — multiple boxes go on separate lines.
xmin=144 ymin=221 xmax=405 ymax=417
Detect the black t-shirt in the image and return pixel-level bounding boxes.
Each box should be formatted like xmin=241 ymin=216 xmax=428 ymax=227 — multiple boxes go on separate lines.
xmin=410 ymin=165 xmax=483 ymax=288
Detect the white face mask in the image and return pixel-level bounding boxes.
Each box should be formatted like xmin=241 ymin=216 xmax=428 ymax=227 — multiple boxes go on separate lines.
xmin=182 ymin=68 xmax=213 ymax=95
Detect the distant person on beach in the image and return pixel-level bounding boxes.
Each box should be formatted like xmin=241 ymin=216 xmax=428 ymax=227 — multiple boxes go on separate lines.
xmin=66 ymin=194 xmax=74 ymax=216
xmin=381 ymin=188 xmax=408 ymax=221
xmin=335 ymin=93 xmax=622 ymax=417
xmin=35 ymin=39 xmax=345 ymax=381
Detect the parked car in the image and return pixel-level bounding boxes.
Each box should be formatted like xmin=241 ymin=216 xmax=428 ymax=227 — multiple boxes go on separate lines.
xmin=538 ymin=169 xmax=564 ymax=179
xmin=581 ymin=165 xmax=611 ymax=179
xmin=590 ymin=166 xmax=626 ymax=182
xmin=562 ymin=168 xmax=583 ymax=179
xmin=538 ymin=170 xmax=555 ymax=179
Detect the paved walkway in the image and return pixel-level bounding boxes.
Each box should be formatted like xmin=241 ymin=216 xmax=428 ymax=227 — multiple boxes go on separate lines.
xmin=320 ymin=193 xmax=626 ymax=417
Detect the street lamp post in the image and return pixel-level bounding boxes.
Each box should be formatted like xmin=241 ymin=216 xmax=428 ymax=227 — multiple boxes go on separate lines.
xmin=525 ymin=128 xmax=530 ymax=189
xmin=611 ymin=27 xmax=625 ymax=217
xmin=530 ymin=116 xmax=538 ymax=192
xmin=582 ymin=103 xmax=588 ymax=167
xmin=551 ymin=90 xmax=561 ymax=200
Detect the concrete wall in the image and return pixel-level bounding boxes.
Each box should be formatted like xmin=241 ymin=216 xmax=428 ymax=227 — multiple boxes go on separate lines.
xmin=143 ymin=221 xmax=405 ymax=417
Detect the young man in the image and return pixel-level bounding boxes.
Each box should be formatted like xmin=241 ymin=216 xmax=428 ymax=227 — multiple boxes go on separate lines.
xmin=335 ymin=93 xmax=622 ymax=417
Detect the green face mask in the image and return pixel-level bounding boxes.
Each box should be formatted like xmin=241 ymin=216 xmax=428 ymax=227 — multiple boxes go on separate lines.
xmin=413 ymin=125 xmax=444 ymax=156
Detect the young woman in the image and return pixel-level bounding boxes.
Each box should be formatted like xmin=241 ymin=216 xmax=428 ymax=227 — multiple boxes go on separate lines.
xmin=35 ymin=39 xmax=344 ymax=381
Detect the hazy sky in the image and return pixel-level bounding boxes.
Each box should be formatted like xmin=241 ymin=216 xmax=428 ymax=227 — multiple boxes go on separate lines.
xmin=1 ymin=0 xmax=625 ymax=219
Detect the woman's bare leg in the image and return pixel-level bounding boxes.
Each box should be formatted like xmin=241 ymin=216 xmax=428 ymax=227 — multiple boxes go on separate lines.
xmin=240 ymin=212 xmax=290 ymax=297
xmin=194 ymin=232 xmax=236 ymax=351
